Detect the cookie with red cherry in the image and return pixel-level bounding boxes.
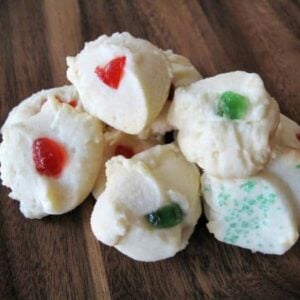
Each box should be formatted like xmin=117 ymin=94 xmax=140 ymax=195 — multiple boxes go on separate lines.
xmin=0 ymin=87 xmax=104 ymax=219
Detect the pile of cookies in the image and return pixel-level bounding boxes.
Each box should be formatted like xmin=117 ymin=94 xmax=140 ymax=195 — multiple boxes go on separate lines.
xmin=0 ymin=32 xmax=299 ymax=261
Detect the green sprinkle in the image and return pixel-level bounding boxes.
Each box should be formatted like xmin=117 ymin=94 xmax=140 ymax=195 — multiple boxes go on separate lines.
xmin=203 ymin=186 xmax=211 ymax=192
xmin=240 ymin=180 xmax=256 ymax=193
xmin=225 ymin=216 xmax=231 ymax=222
xmin=296 ymin=164 xmax=300 ymax=169
xmin=145 ymin=203 xmax=183 ymax=229
xmin=249 ymin=200 xmax=256 ymax=205
xmin=217 ymin=192 xmax=230 ymax=207
xmin=217 ymin=91 xmax=249 ymax=120
xmin=241 ymin=221 xmax=249 ymax=228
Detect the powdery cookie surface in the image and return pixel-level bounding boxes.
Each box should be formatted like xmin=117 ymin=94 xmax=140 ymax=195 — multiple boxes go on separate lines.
xmin=138 ymin=51 xmax=202 ymax=140
xmin=274 ymin=114 xmax=300 ymax=150
xmin=137 ymin=101 xmax=174 ymax=141
xmin=91 ymin=144 xmax=201 ymax=262
xmin=266 ymin=147 xmax=300 ymax=227
xmin=67 ymin=32 xmax=171 ymax=134
xmin=2 ymin=85 xmax=83 ymax=131
xmin=168 ymin=71 xmax=280 ymax=178
xmin=164 ymin=49 xmax=202 ymax=87
xmin=92 ymin=128 xmax=158 ymax=199
xmin=0 ymin=97 xmax=104 ymax=219
xmin=201 ymin=173 xmax=298 ymax=255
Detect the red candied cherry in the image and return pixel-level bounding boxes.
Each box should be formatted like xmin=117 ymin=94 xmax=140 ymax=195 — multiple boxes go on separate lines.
xmin=114 ymin=145 xmax=135 ymax=158
xmin=296 ymin=133 xmax=300 ymax=141
xmin=95 ymin=56 xmax=126 ymax=89
xmin=32 ymin=137 xmax=67 ymax=177
xmin=68 ymin=99 xmax=77 ymax=108
xmin=56 ymin=97 xmax=77 ymax=108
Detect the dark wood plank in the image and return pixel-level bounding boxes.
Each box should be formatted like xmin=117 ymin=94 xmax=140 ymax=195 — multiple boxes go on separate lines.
xmin=0 ymin=0 xmax=299 ymax=299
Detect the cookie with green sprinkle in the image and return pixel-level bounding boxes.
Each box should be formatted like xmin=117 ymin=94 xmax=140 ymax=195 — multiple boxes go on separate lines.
xmin=91 ymin=144 xmax=201 ymax=262
xmin=168 ymin=71 xmax=280 ymax=178
xmin=201 ymin=172 xmax=298 ymax=255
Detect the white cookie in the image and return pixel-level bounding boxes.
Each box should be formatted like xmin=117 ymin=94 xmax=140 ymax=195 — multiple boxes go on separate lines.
xmin=0 ymin=97 xmax=104 ymax=219
xmin=67 ymin=32 xmax=171 ymax=134
xmin=91 ymin=144 xmax=201 ymax=262
xmin=202 ymin=173 xmax=298 ymax=255
xmin=92 ymin=128 xmax=157 ymax=199
xmin=168 ymin=71 xmax=280 ymax=178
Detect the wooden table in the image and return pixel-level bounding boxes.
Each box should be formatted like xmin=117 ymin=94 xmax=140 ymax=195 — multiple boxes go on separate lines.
xmin=1 ymin=0 xmax=299 ymax=299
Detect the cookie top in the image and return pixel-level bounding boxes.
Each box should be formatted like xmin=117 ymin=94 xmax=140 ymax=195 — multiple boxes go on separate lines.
xmin=0 ymin=96 xmax=104 ymax=218
xmin=92 ymin=128 xmax=158 ymax=199
xmin=168 ymin=71 xmax=280 ymax=178
xmin=91 ymin=144 xmax=201 ymax=262
xmin=201 ymin=172 xmax=298 ymax=255
xmin=67 ymin=32 xmax=171 ymax=134
xmin=2 ymin=85 xmax=83 ymax=131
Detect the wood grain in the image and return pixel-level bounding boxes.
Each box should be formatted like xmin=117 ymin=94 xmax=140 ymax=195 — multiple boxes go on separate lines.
xmin=0 ymin=0 xmax=300 ymax=299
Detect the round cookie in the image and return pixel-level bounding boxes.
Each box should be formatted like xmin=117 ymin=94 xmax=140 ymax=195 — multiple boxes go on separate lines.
xmin=201 ymin=172 xmax=298 ymax=255
xmin=168 ymin=71 xmax=280 ymax=178
xmin=67 ymin=32 xmax=172 ymax=134
xmin=0 ymin=96 xmax=104 ymax=219
xmin=91 ymin=144 xmax=201 ymax=262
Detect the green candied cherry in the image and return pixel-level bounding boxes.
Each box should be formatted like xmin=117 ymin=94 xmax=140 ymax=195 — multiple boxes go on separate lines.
xmin=217 ymin=91 xmax=249 ymax=120
xmin=145 ymin=203 xmax=183 ymax=229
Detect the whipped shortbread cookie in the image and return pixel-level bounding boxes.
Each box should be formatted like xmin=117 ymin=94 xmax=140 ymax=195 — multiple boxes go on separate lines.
xmin=92 ymin=128 xmax=158 ymax=199
xmin=0 ymin=96 xmax=103 ymax=219
xmin=91 ymin=144 xmax=201 ymax=262
xmin=67 ymin=32 xmax=171 ymax=134
xmin=168 ymin=71 xmax=280 ymax=178
xmin=202 ymin=173 xmax=298 ymax=255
